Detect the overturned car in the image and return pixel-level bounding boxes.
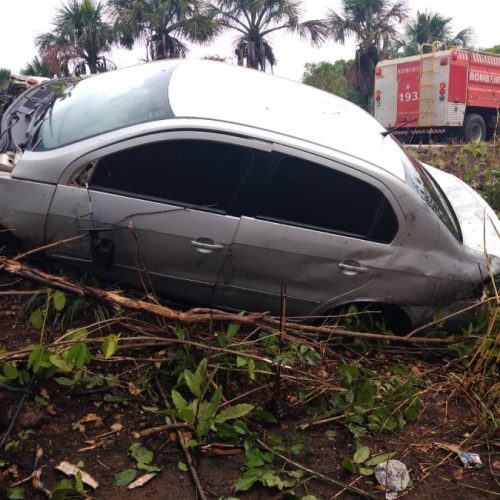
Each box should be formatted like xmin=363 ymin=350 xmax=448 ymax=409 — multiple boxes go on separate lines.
xmin=0 ymin=60 xmax=498 ymax=331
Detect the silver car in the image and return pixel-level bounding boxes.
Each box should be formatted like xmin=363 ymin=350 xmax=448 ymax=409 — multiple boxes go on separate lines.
xmin=0 ymin=60 xmax=498 ymax=332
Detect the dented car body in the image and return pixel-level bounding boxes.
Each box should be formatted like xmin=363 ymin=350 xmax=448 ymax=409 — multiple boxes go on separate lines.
xmin=0 ymin=60 xmax=498 ymax=330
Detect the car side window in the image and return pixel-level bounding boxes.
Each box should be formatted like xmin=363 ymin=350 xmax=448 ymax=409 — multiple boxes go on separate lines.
xmin=258 ymin=156 xmax=398 ymax=243
xmin=89 ymin=140 xmax=253 ymax=213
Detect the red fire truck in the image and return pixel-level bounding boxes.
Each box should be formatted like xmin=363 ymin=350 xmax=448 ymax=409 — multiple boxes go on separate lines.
xmin=374 ymin=44 xmax=500 ymax=141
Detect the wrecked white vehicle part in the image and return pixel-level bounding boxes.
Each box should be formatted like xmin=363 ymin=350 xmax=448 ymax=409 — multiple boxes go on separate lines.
xmin=0 ymin=60 xmax=497 ymax=333
xmin=423 ymin=163 xmax=500 ymax=260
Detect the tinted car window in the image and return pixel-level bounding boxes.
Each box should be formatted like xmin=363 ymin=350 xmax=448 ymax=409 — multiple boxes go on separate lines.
xmin=390 ymin=137 xmax=461 ymax=241
xmin=258 ymin=156 xmax=398 ymax=243
xmin=90 ymin=140 xmax=253 ymax=213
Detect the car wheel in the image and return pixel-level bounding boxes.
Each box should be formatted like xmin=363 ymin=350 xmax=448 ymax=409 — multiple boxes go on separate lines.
xmin=323 ymin=302 xmax=411 ymax=336
xmin=463 ymin=114 xmax=486 ymax=142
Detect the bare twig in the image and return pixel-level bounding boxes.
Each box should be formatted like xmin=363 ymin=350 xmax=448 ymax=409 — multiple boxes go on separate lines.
xmin=155 ymin=376 xmax=208 ymax=500
xmin=256 ymin=438 xmax=376 ymax=499
xmin=132 ymin=422 xmax=192 ymax=439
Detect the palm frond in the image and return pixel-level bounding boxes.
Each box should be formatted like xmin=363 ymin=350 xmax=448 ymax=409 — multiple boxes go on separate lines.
xmin=211 ymin=0 xmax=321 ymax=71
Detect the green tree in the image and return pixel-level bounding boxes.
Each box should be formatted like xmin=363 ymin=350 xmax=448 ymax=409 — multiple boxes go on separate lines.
xmin=0 ymin=68 xmax=11 ymax=90
xmin=486 ymin=45 xmax=500 ymax=55
xmin=399 ymin=10 xmax=473 ymax=56
xmin=109 ymin=0 xmax=218 ymax=60
xmin=303 ymin=60 xmax=363 ymax=106
xmin=20 ymin=57 xmax=53 ymax=78
xmin=36 ymin=0 xmax=116 ymax=75
xmin=208 ymin=0 xmax=325 ymax=71
xmin=324 ymin=0 xmax=408 ymax=110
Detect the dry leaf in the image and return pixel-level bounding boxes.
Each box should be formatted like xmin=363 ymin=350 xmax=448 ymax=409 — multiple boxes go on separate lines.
xmin=435 ymin=442 xmax=461 ymax=454
xmin=413 ymin=442 xmax=433 ymax=454
xmin=110 ymin=422 xmax=123 ymax=432
xmin=128 ymin=382 xmax=141 ymax=396
xmin=46 ymin=405 xmax=57 ymax=416
xmin=32 ymin=468 xmax=50 ymax=496
xmin=169 ymin=432 xmax=177 ymax=442
xmin=127 ymin=473 xmax=157 ymax=489
xmin=410 ymin=365 xmax=422 ymax=376
xmin=55 ymin=461 xmax=99 ymax=489
xmin=492 ymin=460 xmax=500 ymax=471
xmin=40 ymin=388 xmax=50 ymax=400
xmin=453 ymin=468 xmax=464 ymax=481
xmin=79 ymin=413 xmax=103 ymax=427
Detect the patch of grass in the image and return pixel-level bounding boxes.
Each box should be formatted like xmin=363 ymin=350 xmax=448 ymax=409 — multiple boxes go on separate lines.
xmin=407 ymin=143 xmax=500 ymax=213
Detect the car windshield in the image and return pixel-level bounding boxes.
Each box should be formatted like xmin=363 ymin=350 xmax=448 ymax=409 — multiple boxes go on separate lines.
xmin=34 ymin=63 xmax=174 ymax=150
xmin=390 ymin=137 xmax=462 ymax=241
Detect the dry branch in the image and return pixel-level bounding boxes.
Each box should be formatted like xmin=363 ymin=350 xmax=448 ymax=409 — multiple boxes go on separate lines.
xmin=132 ymin=422 xmax=192 ymax=439
xmin=0 ymin=255 xmax=458 ymax=344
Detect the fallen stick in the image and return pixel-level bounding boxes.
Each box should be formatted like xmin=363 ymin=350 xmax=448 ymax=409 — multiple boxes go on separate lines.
xmin=0 ymin=255 xmax=458 ymax=345
xmin=155 ymin=376 xmax=208 ymax=500
xmin=132 ymin=422 xmax=192 ymax=439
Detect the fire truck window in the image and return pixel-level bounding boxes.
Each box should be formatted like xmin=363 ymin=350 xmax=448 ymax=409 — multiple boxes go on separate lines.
xmin=258 ymin=156 xmax=398 ymax=243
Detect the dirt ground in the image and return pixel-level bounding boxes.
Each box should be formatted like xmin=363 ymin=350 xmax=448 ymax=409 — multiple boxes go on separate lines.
xmin=0 ymin=143 xmax=499 ymax=499
xmin=0 ymin=273 xmax=499 ymax=499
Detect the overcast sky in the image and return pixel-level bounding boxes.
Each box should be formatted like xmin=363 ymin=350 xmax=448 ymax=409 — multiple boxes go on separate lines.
xmin=1 ymin=0 xmax=498 ymax=80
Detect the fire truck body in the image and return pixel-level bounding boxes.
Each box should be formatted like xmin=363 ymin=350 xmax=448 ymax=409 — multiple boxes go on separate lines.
xmin=374 ymin=49 xmax=500 ymax=141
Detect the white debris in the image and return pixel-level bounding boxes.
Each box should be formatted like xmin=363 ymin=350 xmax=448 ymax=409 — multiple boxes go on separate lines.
xmin=458 ymin=452 xmax=483 ymax=469
xmin=127 ymin=473 xmax=157 ymax=489
xmin=55 ymin=461 xmax=99 ymax=489
xmin=374 ymin=460 xmax=410 ymax=499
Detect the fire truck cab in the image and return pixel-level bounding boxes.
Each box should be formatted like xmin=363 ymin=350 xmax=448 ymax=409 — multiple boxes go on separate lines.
xmin=374 ymin=44 xmax=500 ymax=141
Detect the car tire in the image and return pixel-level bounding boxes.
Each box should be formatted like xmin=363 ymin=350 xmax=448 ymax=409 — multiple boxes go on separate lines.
xmin=463 ymin=114 xmax=486 ymax=142
xmin=323 ymin=302 xmax=411 ymax=336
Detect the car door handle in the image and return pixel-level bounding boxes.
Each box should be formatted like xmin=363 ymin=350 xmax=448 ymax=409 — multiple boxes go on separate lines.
xmin=190 ymin=239 xmax=224 ymax=253
xmin=338 ymin=261 xmax=369 ymax=275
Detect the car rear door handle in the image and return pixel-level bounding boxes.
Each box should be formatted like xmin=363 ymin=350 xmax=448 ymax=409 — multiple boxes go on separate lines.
xmin=190 ymin=239 xmax=224 ymax=253
xmin=338 ymin=261 xmax=369 ymax=275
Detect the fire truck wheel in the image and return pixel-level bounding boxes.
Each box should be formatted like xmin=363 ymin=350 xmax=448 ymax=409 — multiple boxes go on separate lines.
xmin=463 ymin=114 xmax=486 ymax=142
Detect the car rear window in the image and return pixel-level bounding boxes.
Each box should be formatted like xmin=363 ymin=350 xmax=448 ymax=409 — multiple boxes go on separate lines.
xmin=34 ymin=63 xmax=175 ymax=150
xmin=393 ymin=138 xmax=462 ymax=241
xmin=258 ymin=156 xmax=398 ymax=243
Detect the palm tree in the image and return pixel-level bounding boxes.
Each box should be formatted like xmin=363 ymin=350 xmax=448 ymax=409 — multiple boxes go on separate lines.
xmin=36 ymin=0 xmax=116 ymax=75
xmin=208 ymin=0 xmax=325 ymax=72
xmin=109 ymin=0 xmax=218 ymax=61
xmin=324 ymin=0 xmax=408 ymax=110
xmin=20 ymin=56 xmax=54 ymax=78
xmin=400 ymin=11 xmax=473 ymax=56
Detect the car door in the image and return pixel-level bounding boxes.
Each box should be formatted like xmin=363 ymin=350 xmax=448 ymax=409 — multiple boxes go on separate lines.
xmin=45 ymin=133 xmax=265 ymax=305
xmin=213 ymin=147 xmax=400 ymax=316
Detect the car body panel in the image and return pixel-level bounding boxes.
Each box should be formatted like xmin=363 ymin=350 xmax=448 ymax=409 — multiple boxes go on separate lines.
xmin=47 ymin=187 xmax=239 ymax=303
xmin=214 ymin=217 xmax=380 ymax=315
xmin=0 ymin=173 xmax=55 ymax=244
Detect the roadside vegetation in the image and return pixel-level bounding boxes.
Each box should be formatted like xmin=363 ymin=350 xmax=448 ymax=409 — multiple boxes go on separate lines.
xmin=409 ymin=141 xmax=500 ymax=213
